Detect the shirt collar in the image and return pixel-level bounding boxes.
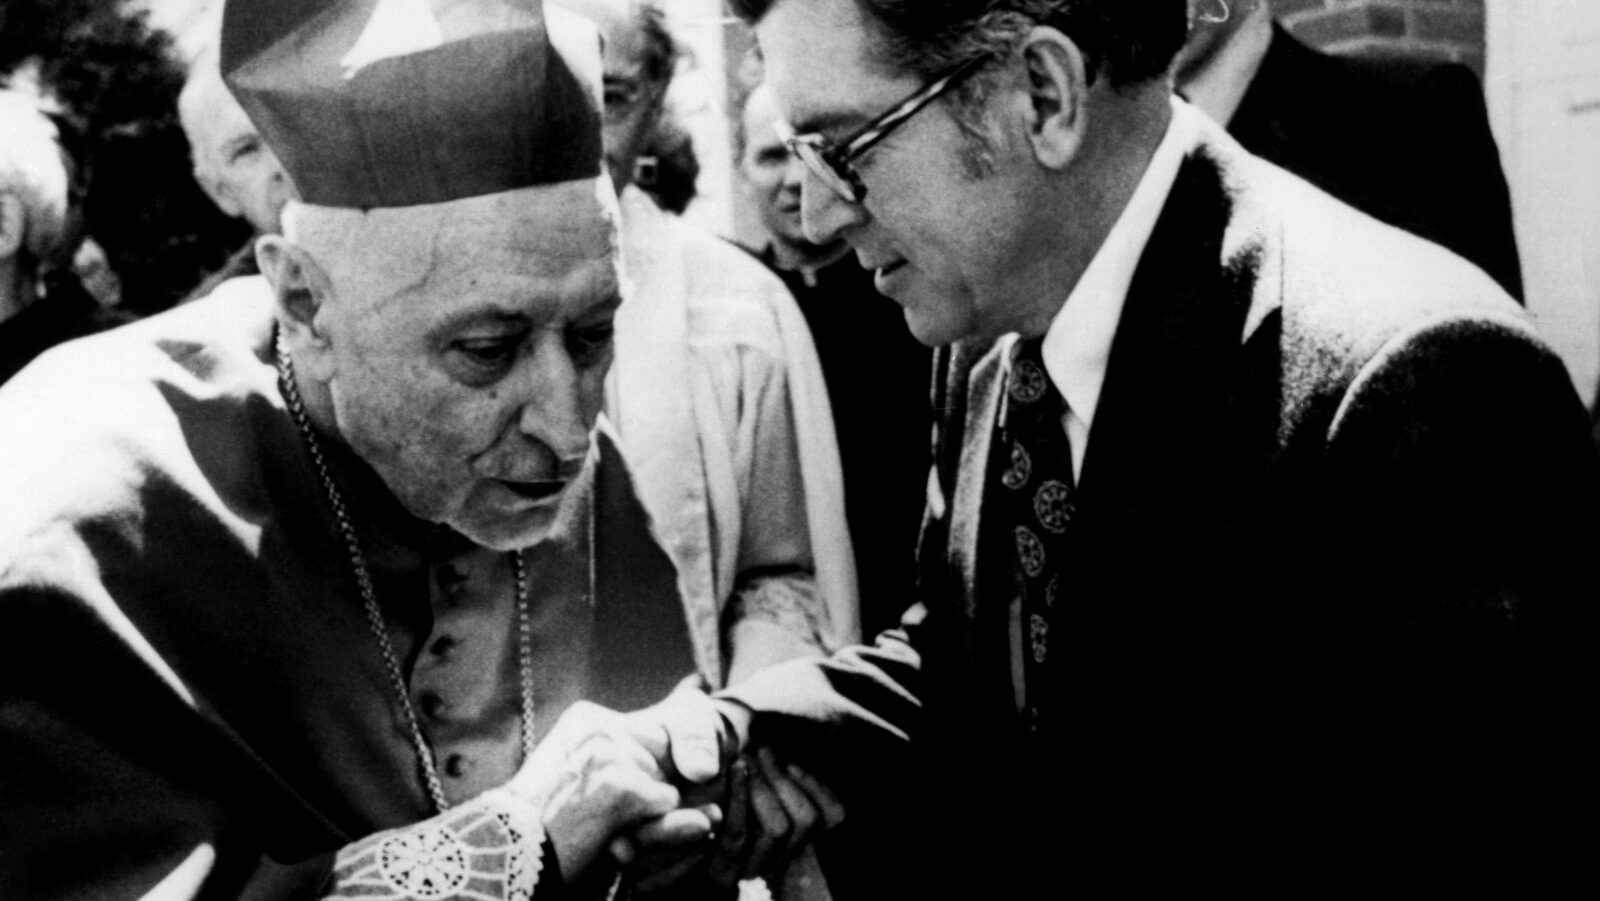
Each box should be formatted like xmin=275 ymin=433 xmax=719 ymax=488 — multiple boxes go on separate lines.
xmin=1038 ymin=96 xmax=1203 ymax=433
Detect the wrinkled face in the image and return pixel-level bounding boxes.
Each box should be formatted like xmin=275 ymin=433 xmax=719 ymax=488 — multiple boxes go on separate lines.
xmin=739 ymin=87 xmax=810 ymax=247
xmin=310 ymin=183 xmax=621 ymax=550
xmin=190 ymin=88 xmax=296 ymax=235
xmin=756 ymin=0 xmax=1035 ymax=346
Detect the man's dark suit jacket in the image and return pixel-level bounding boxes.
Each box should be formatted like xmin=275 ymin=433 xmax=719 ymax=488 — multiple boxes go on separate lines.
xmin=1228 ymin=25 xmax=1524 ymax=301
xmin=726 ymin=115 xmax=1600 ymax=896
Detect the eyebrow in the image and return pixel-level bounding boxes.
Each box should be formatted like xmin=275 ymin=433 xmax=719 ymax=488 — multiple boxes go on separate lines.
xmin=787 ymin=109 xmax=871 ymax=139
xmin=579 ymin=291 xmax=625 ymax=322
xmin=431 ymin=308 xmax=529 ymax=336
xmin=432 ymin=288 xmax=625 ymax=333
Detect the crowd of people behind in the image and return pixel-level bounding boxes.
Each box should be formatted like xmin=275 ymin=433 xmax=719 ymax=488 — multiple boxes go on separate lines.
xmin=3 ymin=0 xmax=1599 ymax=898
xmin=0 ymin=0 xmax=1547 ymax=394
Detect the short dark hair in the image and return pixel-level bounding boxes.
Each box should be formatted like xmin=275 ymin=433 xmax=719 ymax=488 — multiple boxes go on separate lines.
xmin=727 ymin=0 xmax=1187 ymax=90
xmin=637 ymin=115 xmax=699 ymax=214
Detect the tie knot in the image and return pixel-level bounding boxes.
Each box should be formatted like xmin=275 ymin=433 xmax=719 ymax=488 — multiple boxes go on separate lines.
xmin=1003 ymin=337 xmax=1064 ymax=431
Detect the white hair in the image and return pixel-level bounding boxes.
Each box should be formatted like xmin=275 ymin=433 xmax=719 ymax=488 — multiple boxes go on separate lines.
xmin=0 ymin=92 xmax=71 ymax=263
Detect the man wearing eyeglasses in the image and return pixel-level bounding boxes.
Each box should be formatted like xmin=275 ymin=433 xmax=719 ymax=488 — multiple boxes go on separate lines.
xmin=697 ymin=0 xmax=1600 ymax=894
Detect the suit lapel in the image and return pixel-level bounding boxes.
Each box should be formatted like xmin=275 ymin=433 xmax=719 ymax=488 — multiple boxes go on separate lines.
xmin=939 ymin=130 xmax=1274 ymax=713
xmin=915 ymin=337 xmax=1019 ymax=715
xmin=1075 ymin=144 xmax=1260 ymax=569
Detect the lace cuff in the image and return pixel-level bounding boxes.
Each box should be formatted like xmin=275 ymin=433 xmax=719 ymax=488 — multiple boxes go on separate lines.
xmin=727 ymin=571 xmax=824 ymax=649
xmin=326 ymin=788 xmax=545 ymax=900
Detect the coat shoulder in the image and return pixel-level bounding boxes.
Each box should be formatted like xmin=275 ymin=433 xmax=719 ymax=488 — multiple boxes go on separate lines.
xmin=1212 ymin=133 xmax=1541 ymax=445
xmin=0 ymin=287 xmax=281 ymax=557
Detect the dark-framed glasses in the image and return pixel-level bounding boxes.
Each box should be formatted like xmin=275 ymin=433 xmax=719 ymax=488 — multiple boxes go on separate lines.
xmin=775 ymin=51 xmax=995 ymax=204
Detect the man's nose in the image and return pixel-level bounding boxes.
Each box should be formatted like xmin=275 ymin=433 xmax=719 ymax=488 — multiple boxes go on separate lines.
xmin=515 ymin=331 xmax=593 ymax=464
xmin=799 ymin=167 xmax=868 ymax=247
xmin=781 ymin=154 xmax=808 ymax=193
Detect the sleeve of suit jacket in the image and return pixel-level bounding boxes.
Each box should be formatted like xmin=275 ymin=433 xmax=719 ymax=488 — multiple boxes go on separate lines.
xmin=1308 ymin=316 xmax=1600 ymax=886
xmin=713 ymin=342 xmax=990 ymax=793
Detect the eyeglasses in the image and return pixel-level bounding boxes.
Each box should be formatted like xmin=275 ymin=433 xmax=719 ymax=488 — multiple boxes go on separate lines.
xmin=775 ymin=51 xmax=995 ymax=204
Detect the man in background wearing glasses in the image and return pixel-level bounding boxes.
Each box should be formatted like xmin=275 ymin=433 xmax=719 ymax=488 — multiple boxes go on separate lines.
xmin=702 ymin=0 xmax=1600 ymax=894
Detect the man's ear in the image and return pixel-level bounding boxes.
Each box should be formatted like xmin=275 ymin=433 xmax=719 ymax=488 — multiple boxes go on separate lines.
xmin=256 ymin=235 xmax=337 ymax=376
xmin=1015 ymin=26 xmax=1092 ymax=170
xmin=0 ymin=192 xmax=26 ymax=262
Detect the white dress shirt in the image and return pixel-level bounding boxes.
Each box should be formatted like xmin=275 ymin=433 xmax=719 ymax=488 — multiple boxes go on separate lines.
xmin=1038 ymin=96 xmax=1204 ymax=479
xmin=1007 ymin=97 xmax=1204 ymax=708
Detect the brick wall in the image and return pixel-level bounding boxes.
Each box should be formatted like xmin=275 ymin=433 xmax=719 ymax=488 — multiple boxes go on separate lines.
xmin=1268 ymin=0 xmax=1487 ymax=76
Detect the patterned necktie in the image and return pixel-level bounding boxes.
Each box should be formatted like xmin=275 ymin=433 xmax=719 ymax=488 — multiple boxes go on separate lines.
xmin=994 ymin=336 xmax=1076 ymax=735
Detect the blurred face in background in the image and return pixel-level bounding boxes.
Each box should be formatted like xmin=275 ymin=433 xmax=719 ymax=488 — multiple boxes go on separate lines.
xmin=180 ymin=59 xmax=296 ymax=235
xmin=740 ymin=84 xmax=812 ymax=250
xmin=558 ymin=0 xmax=669 ymax=191
xmin=72 ymin=238 xmax=121 ymax=308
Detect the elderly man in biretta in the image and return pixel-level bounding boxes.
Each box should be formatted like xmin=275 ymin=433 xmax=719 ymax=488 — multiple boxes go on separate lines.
xmin=0 ymin=1 xmax=812 ymax=897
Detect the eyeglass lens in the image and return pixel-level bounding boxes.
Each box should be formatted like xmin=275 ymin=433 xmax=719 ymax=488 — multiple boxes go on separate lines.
xmin=792 ymin=139 xmax=863 ymax=202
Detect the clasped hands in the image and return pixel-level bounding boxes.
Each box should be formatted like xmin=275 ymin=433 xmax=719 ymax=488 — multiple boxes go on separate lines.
xmin=508 ymin=682 xmax=843 ymax=894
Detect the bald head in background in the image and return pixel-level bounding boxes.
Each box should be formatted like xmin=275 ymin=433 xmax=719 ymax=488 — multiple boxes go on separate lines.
xmin=739 ymin=83 xmax=849 ymax=272
xmin=179 ymin=45 xmax=295 ymax=236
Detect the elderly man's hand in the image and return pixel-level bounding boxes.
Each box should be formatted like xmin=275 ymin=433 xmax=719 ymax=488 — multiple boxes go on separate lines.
xmin=602 ymin=679 xmax=737 ymax=874
xmin=601 ymin=679 xmax=842 ymax=894
xmin=623 ymin=747 xmax=846 ymax=897
xmin=507 ymin=700 xmax=717 ymax=883
xmin=621 ymin=677 xmax=745 ymax=785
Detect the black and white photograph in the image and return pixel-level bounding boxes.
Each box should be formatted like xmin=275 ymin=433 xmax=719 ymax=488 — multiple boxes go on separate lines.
xmin=2 ymin=0 xmax=1599 ymax=897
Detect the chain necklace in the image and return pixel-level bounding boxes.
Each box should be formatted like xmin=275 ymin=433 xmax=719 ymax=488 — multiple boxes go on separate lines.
xmin=276 ymin=334 xmax=536 ymax=814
